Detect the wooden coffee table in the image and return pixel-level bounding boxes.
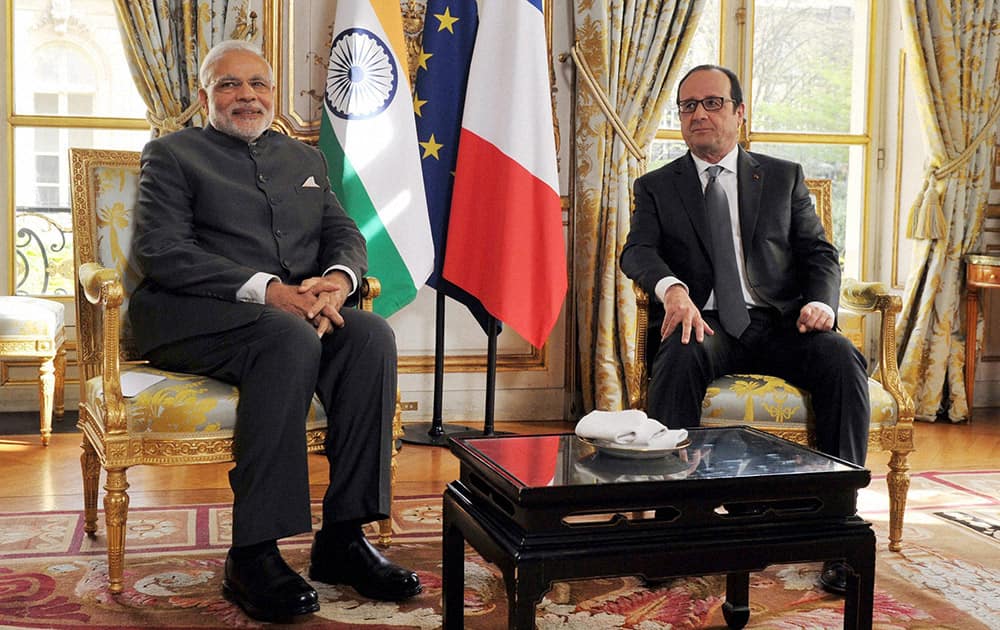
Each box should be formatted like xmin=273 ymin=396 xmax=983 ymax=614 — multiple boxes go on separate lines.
xmin=442 ymin=427 xmax=875 ymax=629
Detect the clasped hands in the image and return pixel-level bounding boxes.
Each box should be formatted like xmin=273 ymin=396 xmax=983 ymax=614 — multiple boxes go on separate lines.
xmin=660 ymin=285 xmax=833 ymax=343
xmin=265 ymin=272 xmax=352 ymax=337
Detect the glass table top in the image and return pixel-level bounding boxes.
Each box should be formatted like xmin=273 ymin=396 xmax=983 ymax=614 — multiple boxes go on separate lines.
xmin=453 ymin=427 xmax=858 ymax=490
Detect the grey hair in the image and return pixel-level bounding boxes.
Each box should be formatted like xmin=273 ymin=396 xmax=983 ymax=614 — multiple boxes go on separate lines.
xmin=199 ymin=40 xmax=273 ymax=88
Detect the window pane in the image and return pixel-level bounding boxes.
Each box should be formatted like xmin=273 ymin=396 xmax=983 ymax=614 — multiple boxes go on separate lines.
xmin=68 ymin=93 xmax=95 ymax=116
xmin=750 ymin=0 xmax=869 ymax=134
xmin=36 ymin=186 xmax=59 ymax=207
xmin=34 ymin=92 xmax=58 ymax=114
xmin=36 ymin=128 xmax=59 ymax=152
xmin=13 ymin=1 xmax=146 ymax=118
xmin=659 ymin=0 xmax=721 ymax=130
xmin=35 ymin=155 xmax=59 ymax=184
xmin=13 ymin=127 xmax=150 ymax=296
xmin=752 ymin=142 xmax=866 ymax=277
xmin=648 ymin=139 xmax=690 ymax=171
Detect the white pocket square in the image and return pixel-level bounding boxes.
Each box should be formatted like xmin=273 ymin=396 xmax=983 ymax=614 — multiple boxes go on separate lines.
xmin=301 ymin=175 xmax=320 ymax=188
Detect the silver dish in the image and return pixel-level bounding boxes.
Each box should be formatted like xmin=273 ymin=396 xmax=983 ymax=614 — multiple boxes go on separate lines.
xmin=577 ymin=435 xmax=692 ymax=459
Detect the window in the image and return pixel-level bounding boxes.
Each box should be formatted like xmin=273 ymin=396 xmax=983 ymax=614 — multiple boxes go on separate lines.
xmin=8 ymin=0 xmax=149 ymax=297
xmin=650 ymin=0 xmax=875 ymax=279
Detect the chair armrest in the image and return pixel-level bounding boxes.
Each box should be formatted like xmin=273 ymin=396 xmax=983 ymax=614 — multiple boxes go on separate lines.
xmin=629 ymin=283 xmax=650 ymax=410
xmin=78 ymin=262 xmax=128 ymax=434
xmin=840 ymin=279 xmax=914 ymax=426
xmin=360 ymin=277 xmax=380 ymax=312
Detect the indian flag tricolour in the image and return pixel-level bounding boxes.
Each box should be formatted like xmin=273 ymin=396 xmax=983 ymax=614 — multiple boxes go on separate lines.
xmin=320 ymin=0 xmax=433 ymax=317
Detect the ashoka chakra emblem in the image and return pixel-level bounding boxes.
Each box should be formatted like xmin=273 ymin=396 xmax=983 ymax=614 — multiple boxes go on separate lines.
xmin=325 ymin=28 xmax=398 ymax=120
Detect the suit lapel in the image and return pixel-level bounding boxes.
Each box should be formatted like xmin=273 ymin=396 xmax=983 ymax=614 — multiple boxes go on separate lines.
xmin=674 ymin=153 xmax=712 ymax=257
xmin=737 ymin=148 xmax=763 ymax=250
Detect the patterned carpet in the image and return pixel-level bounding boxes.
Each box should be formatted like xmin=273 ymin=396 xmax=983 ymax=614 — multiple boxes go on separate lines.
xmin=1 ymin=472 xmax=998 ymax=628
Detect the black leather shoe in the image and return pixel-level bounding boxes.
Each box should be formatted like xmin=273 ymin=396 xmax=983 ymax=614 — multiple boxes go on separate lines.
xmin=309 ymin=530 xmax=422 ymax=601
xmin=223 ymin=547 xmax=320 ymax=622
xmin=819 ymin=560 xmax=848 ymax=596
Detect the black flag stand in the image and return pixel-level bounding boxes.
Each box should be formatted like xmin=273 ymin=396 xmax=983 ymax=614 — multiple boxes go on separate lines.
xmin=402 ymin=292 xmax=471 ymax=445
xmin=401 ymin=294 xmax=510 ymax=445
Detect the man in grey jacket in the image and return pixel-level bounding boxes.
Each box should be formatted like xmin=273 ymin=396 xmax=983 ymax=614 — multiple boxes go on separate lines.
xmin=130 ymin=40 xmax=420 ymax=622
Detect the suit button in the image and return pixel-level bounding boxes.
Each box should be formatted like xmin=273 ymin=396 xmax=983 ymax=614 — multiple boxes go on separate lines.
xmin=258 ymin=173 xmax=266 ymax=182
xmin=281 ymin=259 xmax=290 ymax=268
xmin=275 ymin=230 xmax=284 ymax=238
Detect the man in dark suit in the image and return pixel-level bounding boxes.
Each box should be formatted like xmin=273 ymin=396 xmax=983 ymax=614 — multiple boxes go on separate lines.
xmin=620 ymin=65 xmax=870 ymax=595
xmin=129 ymin=40 xmax=421 ymax=622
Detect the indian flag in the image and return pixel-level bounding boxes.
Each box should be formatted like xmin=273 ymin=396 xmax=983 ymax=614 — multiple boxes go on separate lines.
xmin=320 ymin=0 xmax=433 ymax=317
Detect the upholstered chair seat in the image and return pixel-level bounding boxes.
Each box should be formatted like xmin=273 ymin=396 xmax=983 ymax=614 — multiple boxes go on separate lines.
xmin=0 ymin=296 xmax=67 ymax=445
xmin=700 ymin=372 xmax=898 ymax=437
xmin=81 ymin=365 xmax=328 ymax=438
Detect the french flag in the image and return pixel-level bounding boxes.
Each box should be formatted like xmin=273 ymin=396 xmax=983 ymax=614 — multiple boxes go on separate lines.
xmin=441 ymin=0 xmax=566 ymax=349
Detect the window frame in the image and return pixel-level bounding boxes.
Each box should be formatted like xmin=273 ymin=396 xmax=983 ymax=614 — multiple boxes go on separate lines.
xmin=653 ymin=0 xmax=879 ymax=280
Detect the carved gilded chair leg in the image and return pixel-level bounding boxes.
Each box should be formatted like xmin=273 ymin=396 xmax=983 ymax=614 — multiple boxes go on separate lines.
xmin=104 ymin=467 xmax=131 ymax=594
xmin=378 ymin=391 xmax=404 ymax=547
xmin=81 ymin=438 xmax=100 ymax=536
xmin=37 ymin=356 xmax=55 ymax=446
xmin=54 ymin=345 xmax=66 ymax=418
xmin=886 ymin=450 xmax=910 ymax=552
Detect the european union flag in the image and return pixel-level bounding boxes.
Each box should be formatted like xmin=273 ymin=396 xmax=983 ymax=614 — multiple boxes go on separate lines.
xmin=413 ymin=0 xmax=495 ymax=332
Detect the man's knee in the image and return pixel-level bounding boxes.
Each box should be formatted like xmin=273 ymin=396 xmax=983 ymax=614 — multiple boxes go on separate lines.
xmin=816 ymin=332 xmax=868 ymax=375
xmin=256 ymin=311 xmax=323 ymax=367
xmin=341 ymin=309 xmax=396 ymax=358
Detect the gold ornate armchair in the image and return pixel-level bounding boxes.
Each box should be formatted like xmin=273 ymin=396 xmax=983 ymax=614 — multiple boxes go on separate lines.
xmin=69 ymin=148 xmax=399 ymax=594
xmin=628 ymin=180 xmax=915 ymax=552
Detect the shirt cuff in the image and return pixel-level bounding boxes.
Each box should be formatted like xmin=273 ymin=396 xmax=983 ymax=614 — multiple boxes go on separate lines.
xmin=323 ymin=265 xmax=358 ymax=295
xmin=807 ymin=300 xmax=835 ymax=320
xmin=654 ymin=277 xmax=689 ymax=303
xmin=237 ymin=272 xmax=280 ymax=304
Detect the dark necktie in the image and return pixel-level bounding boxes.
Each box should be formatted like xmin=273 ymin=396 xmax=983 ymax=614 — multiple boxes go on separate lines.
xmin=705 ymin=165 xmax=750 ymax=338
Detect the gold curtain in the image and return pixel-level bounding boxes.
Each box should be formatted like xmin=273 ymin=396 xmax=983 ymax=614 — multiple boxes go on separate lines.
xmin=573 ymin=0 xmax=705 ymax=413
xmin=896 ymin=0 xmax=1000 ymax=422
xmin=113 ymin=0 xmax=261 ymax=137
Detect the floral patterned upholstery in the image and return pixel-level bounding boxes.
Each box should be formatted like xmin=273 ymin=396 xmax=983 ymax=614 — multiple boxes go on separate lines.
xmin=69 ymin=148 xmax=392 ymax=594
xmin=700 ymin=374 xmax=897 ymax=439
xmin=82 ymin=365 xmax=328 ymax=435
xmin=0 ymin=296 xmax=67 ymax=445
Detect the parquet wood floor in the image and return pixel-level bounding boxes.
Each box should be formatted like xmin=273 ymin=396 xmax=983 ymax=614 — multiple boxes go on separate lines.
xmin=1 ymin=415 xmax=997 ymax=514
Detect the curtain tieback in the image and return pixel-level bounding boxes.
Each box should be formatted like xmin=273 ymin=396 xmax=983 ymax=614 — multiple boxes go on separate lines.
xmin=147 ymin=101 xmax=202 ymax=137
xmin=907 ymin=99 xmax=1000 ymax=241
xmin=568 ymin=43 xmax=646 ymax=170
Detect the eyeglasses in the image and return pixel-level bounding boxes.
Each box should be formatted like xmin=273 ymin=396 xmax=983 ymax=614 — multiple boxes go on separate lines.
xmin=676 ymin=97 xmax=736 ymax=114
xmin=209 ymin=78 xmax=273 ymax=94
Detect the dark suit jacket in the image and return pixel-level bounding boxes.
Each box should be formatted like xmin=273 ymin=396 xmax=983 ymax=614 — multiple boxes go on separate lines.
xmin=129 ymin=125 xmax=367 ymax=356
xmin=620 ymin=147 xmax=840 ymax=337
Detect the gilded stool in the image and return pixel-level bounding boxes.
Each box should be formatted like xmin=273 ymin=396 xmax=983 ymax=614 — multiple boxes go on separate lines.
xmin=0 ymin=296 xmax=67 ymax=445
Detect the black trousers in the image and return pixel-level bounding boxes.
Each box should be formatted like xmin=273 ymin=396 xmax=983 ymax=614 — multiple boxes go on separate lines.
xmin=145 ymin=307 xmax=396 ymax=547
xmin=648 ymin=308 xmax=871 ymax=465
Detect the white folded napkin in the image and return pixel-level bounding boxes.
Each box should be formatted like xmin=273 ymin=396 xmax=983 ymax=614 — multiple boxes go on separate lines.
xmin=575 ymin=409 xmax=688 ymax=448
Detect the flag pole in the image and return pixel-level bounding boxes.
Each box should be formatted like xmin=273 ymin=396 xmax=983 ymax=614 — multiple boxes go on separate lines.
xmin=482 ymin=316 xmax=499 ymax=435
xmin=401 ymin=291 xmax=471 ymax=446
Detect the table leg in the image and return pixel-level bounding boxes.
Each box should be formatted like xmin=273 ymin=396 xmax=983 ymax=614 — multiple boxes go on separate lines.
xmin=843 ymin=549 xmax=875 ymax=630
xmin=442 ymin=495 xmax=466 ymax=629
xmin=722 ymin=572 xmax=750 ymax=629
xmin=504 ymin=567 xmax=544 ymax=630
xmin=966 ymin=286 xmax=979 ymax=422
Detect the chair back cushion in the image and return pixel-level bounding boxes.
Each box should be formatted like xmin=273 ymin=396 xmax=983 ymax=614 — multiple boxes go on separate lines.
xmin=70 ymin=149 xmax=144 ymax=362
